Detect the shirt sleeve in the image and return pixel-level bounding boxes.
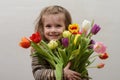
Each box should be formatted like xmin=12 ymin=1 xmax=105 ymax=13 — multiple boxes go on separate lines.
xmin=31 ymin=55 xmax=56 ymax=80
xmin=30 ymin=48 xmax=66 ymax=80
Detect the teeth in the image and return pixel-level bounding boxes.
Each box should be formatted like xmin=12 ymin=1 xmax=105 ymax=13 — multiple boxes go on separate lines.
xmin=49 ymin=33 xmax=59 ymax=36
xmin=49 ymin=35 xmax=58 ymax=36
xmin=55 ymin=33 xmax=59 ymax=35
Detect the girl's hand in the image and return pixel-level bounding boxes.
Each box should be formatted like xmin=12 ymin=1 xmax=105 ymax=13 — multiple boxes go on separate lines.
xmin=64 ymin=62 xmax=81 ymax=80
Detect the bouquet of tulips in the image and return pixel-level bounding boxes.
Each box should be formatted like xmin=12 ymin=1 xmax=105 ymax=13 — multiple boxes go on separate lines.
xmin=19 ymin=20 xmax=109 ymax=80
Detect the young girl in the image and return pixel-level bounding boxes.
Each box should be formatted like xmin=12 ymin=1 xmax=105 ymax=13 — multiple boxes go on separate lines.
xmin=31 ymin=5 xmax=88 ymax=80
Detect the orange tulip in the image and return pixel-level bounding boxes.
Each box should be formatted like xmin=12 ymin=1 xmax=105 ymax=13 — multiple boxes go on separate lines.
xmin=19 ymin=37 xmax=31 ymax=48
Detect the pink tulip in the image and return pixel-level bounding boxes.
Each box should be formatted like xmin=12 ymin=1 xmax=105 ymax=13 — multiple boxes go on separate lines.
xmin=93 ymin=42 xmax=106 ymax=53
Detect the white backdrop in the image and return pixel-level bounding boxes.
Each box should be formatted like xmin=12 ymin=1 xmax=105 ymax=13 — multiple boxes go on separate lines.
xmin=0 ymin=0 xmax=120 ymax=80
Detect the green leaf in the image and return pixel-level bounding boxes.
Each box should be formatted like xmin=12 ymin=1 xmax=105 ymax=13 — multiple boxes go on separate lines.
xmin=69 ymin=49 xmax=79 ymax=60
xmin=55 ymin=63 xmax=63 ymax=80
xmin=57 ymin=48 xmax=67 ymax=64
xmin=40 ymin=40 xmax=54 ymax=56
xmin=31 ymin=41 xmax=56 ymax=67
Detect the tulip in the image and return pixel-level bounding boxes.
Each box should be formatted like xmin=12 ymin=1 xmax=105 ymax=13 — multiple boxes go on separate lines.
xmin=99 ymin=53 xmax=109 ymax=59
xmin=81 ymin=20 xmax=91 ymax=34
xmin=93 ymin=42 xmax=106 ymax=53
xmin=97 ymin=63 xmax=105 ymax=68
xmin=91 ymin=24 xmax=101 ymax=35
xmin=87 ymin=63 xmax=105 ymax=69
xmin=62 ymin=38 xmax=69 ymax=47
xmin=19 ymin=37 xmax=31 ymax=48
xmin=88 ymin=39 xmax=95 ymax=49
xmin=30 ymin=32 xmax=41 ymax=43
xmin=62 ymin=30 xmax=71 ymax=38
xmin=47 ymin=40 xmax=58 ymax=49
xmin=78 ymin=31 xmax=82 ymax=34
xmin=68 ymin=24 xmax=79 ymax=34
xmin=89 ymin=39 xmax=95 ymax=45
xmin=74 ymin=34 xmax=81 ymax=45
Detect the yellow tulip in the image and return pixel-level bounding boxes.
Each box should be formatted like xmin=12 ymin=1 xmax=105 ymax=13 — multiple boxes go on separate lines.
xmin=47 ymin=40 xmax=58 ymax=49
xmin=62 ymin=30 xmax=71 ymax=38
xmin=68 ymin=24 xmax=79 ymax=34
xmin=74 ymin=34 xmax=81 ymax=45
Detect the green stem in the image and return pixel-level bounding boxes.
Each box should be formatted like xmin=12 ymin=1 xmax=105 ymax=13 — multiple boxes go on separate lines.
xmin=87 ymin=66 xmax=97 ymax=68
xmin=89 ymin=54 xmax=99 ymax=59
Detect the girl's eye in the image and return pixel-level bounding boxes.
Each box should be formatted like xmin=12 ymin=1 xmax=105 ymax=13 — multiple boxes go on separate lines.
xmin=56 ymin=24 xmax=62 ymax=28
xmin=45 ymin=25 xmax=51 ymax=28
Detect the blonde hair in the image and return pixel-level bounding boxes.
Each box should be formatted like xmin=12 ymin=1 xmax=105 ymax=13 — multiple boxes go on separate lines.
xmin=34 ymin=5 xmax=72 ymax=40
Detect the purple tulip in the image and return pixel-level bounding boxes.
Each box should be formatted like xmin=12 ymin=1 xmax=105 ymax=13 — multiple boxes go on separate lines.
xmin=91 ymin=24 xmax=101 ymax=35
xmin=88 ymin=39 xmax=95 ymax=49
xmin=90 ymin=39 xmax=95 ymax=44
xmin=62 ymin=38 xmax=69 ymax=47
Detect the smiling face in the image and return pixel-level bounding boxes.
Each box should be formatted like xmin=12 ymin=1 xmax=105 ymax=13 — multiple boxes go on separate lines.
xmin=43 ymin=14 xmax=65 ymax=41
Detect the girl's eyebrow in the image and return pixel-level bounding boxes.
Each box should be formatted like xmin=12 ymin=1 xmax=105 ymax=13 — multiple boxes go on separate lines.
xmin=45 ymin=24 xmax=51 ymax=27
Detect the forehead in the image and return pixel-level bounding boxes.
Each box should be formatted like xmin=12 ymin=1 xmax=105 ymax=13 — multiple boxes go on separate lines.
xmin=42 ymin=13 xmax=65 ymax=24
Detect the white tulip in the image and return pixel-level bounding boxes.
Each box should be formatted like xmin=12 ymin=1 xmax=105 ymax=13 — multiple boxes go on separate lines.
xmin=82 ymin=20 xmax=91 ymax=33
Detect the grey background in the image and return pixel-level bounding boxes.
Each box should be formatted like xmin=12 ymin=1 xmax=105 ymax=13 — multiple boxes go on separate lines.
xmin=0 ymin=0 xmax=119 ymax=80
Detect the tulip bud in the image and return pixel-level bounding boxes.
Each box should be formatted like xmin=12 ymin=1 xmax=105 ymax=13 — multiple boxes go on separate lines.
xmin=93 ymin=42 xmax=106 ymax=53
xmin=74 ymin=34 xmax=81 ymax=45
xmin=19 ymin=37 xmax=31 ymax=48
xmin=29 ymin=32 xmax=41 ymax=43
xmin=68 ymin=24 xmax=79 ymax=34
xmin=62 ymin=38 xmax=69 ymax=47
xmin=97 ymin=63 xmax=105 ymax=68
xmin=48 ymin=40 xmax=58 ymax=49
xmin=99 ymin=53 xmax=109 ymax=59
xmin=81 ymin=20 xmax=91 ymax=34
xmin=91 ymin=24 xmax=101 ymax=35
xmin=88 ymin=39 xmax=95 ymax=49
xmin=62 ymin=30 xmax=71 ymax=38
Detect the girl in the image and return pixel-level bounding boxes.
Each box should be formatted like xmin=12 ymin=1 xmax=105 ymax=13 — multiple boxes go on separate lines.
xmin=31 ymin=5 xmax=88 ymax=80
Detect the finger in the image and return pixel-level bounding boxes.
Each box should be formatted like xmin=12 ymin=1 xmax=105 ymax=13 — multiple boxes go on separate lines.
xmin=70 ymin=73 xmax=81 ymax=80
xmin=69 ymin=78 xmax=72 ymax=80
xmin=73 ymin=75 xmax=82 ymax=80
xmin=69 ymin=71 xmax=81 ymax=77
xmin=66 ymin=62 xmax=71 ymax=69
xmin=66 ymin=74 xmax=75 ymax=80
xmin=69 ymin=77 xmax=75 ymax=80
xmin=72 ymin=71 xmax=81 ymax=77
xmin=67 ymin=77 xmax=72 ymax=80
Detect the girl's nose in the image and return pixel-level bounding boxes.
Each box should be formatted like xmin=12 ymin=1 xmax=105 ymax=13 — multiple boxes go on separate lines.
xmin=51 ymin=27 xmax=56 ymax=32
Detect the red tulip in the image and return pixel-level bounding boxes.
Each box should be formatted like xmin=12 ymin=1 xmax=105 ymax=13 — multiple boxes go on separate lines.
xmin=30 ymin=32 xmax=41 ymax=43
xmin=78 ymin=31 xmax=82 ymax=34
xmin=97 ymin=63 xmax=105 ymax=68
xmin=99 ymin=53 xmax=109 ymax=59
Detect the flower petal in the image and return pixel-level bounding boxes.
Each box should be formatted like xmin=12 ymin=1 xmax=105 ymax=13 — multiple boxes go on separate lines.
xmin=30 ymin=32 xmax=41 ymax=43
xmin=19 ymin=37 xmax=31 ymax=48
